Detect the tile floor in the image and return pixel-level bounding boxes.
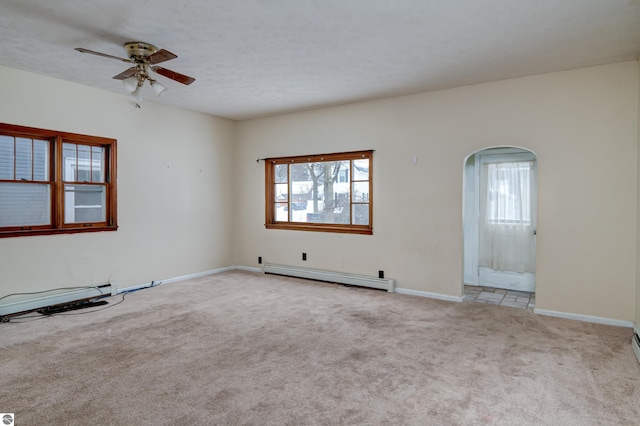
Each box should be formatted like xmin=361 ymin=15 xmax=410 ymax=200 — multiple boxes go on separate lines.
xmin=463 ymin=285 xmax=535 ymax=311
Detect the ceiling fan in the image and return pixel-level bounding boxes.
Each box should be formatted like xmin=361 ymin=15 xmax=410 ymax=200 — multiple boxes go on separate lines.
xmin=75 ymin=41 xmax=195 ymax=106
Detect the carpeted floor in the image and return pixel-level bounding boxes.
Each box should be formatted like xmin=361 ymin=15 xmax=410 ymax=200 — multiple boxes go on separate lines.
xmin=1 ymin=270 xmax=639 ymax=425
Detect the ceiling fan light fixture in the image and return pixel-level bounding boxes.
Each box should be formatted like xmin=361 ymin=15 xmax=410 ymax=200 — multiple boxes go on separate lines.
xmin=122 ymin=76 xmax=138 ymax=93
xmin=129 ymin=86 xmax=143 ymax=106
xmin=151 ymin=80 xmax=167 ymax=96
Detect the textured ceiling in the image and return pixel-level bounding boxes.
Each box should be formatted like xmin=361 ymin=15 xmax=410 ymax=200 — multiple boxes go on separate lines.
xmin=1 ymin=0 xmax=639 ymax=120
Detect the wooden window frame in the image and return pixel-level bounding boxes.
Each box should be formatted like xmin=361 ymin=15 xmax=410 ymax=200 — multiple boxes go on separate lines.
xmin=0 ymin=123 xmax=117 ymax=238
xmin=265 ymin=150 xmax=372 ymax=235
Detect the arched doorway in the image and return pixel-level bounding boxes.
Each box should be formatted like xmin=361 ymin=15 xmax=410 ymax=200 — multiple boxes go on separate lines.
xmin=463 ymin=147 xmax=538 ymax=300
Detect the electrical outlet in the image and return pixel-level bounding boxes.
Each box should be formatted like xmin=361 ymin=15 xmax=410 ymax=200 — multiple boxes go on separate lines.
xmin=258 ymin=256 xmax=262 ymax=264
xmin=302 ymin=253 xmax=307 ymax=261
xmin=378 ymin=270 xmax=384 ymax=279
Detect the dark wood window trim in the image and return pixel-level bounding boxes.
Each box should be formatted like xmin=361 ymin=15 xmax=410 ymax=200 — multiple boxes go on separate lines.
xmin=265 ymin=150 xmax=372 ymax=235
xmin=0 ymin=123 xmax=117 ymax=238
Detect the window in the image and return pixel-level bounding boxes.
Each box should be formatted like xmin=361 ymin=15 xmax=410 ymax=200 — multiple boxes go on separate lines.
xmin=265 ymin=150 xmax=372 ymax=234
xmin=485 ymin=161 xmax=532 ymax=225
xmin=0 ymin=123 xmax=117 ymax=238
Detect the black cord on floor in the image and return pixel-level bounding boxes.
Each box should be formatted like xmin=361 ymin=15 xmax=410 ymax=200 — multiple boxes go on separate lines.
xmin=56 ymin=293 xmax=127 ymax=316
xmin=1 ymin=279 xmax=162 ymax=324
xmin=2 ymin=293 xmax=127 ymax=323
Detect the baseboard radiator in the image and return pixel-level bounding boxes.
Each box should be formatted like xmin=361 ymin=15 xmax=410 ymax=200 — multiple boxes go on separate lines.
xmin=0 ymin=284 xmax=115 ymax=316
xmin=262 ymin=263 xmax=395 ymax=293
xmin=633 ymin=331 xmax=640 ymax=364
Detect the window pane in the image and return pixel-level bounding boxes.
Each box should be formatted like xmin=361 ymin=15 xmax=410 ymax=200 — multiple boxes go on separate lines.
xmin=352 ymin=159 xmax=369 ymax=180
xmin=77 ymin=145 xmax=91 ymax=182
xmin=64 ymin=184 xmax=106 ymax=223
xmin=352 ymin=181 xmax=369 ymax=202
xmin=275 ymin=203 xmax=288 ymax=221
xmin=302 ymin=161 xmax=344 ymax=224
xmin=304 ymin=160 xmax=351 ymax=224
xmin=290 ymin=163 xmax=315 ymax=222
xmin=63 ymin=143 xmax=76 ymax=182
xmin=352 ymin=204 xmax=369 ymax=225
xmin=33 ymin=140 xmax=49 ymax=181
xmin=92 ymin=146 xmax=105 ymax=182
xmin=274 ymin=183 xmax=288 ymax=201
xmin=0 ymin=135 xmax=14 ymax=180
xmin=486 ymin=162 xmax=531 ymax=225
xmin=0 ymin=183 xmax=50 ymax=226
xmin=15 ymin=138 xmax=32 ymax=180
xmin=274 ymin=164 xmax=288 ymax=183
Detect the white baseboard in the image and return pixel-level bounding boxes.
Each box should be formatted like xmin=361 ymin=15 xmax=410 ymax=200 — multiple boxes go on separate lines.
xmin=533 ymin=308 xmax=633 ymax=328
xmin=262 ymin=263 xmax=395 ymax=292
xmin=395 ymin=287 xmax=463 ymax=303
xmin=235 ymin=266 xmax=263 ymax=273
xmin=158 ymin=267 xmax=235 ymax=285
xmin=240 ymin=265 xmax=455 ymax=301
xmin=117 ymin=266 xmax=235 ymax=294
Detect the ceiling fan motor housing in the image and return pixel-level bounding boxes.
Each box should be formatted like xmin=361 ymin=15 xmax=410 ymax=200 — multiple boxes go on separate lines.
xmin=124 ymin=42 xmax=158 ymax=60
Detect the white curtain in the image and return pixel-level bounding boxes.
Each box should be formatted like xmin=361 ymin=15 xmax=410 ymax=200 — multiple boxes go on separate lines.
xmin=478 ymin=160 xmax=535 ymax=273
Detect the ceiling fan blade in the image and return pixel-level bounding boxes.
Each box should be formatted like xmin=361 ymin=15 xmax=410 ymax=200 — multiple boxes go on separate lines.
xmin=152 ymin=66 xmax=195 ymax=85
xmin=75 ymin=48 xmax=131 ymax=63
xmin=112 ymin=67 xmax=137 ymax=80
xmin=147 ymin=49 xmax=177 ymax=65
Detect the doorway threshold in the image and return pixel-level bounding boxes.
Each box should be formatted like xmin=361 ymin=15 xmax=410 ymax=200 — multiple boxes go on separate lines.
xmin=463 ymin=285 xmax=534 ymax=311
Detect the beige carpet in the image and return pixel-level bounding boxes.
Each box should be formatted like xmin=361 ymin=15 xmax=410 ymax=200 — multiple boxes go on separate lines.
xmin=1 ymin=271 xmax=638 ymax=425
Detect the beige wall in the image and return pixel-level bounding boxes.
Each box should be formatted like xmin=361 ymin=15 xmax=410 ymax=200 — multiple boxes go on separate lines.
xmin=636 ymin=59 xmax=640 ymax=329
xmin=0 ymin=66 xmax=236 ymax=294
xmin=236 ymin=61 xmax=638 ymax=322
xmin=1 ymin=61 xmax=637 ymax=323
